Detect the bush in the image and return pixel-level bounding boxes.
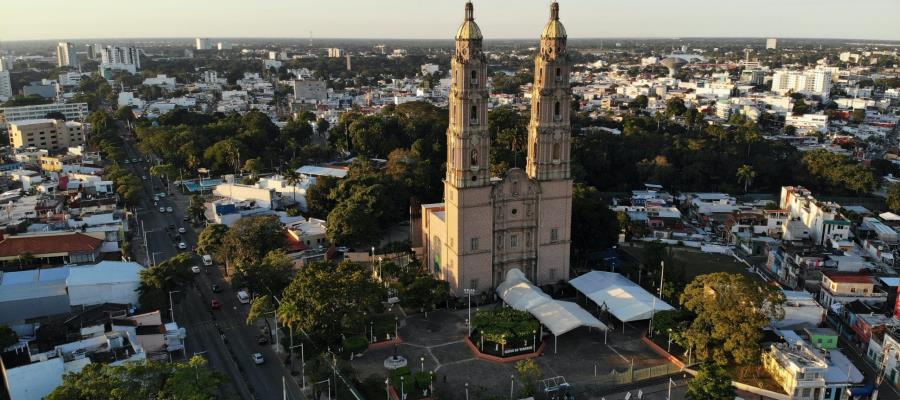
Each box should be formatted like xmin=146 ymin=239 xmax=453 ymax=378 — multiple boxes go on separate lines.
xmin=343 ymin=335 xmax=369 ymax=354
xmin=472 ymin=308 xmax=539 ymax=344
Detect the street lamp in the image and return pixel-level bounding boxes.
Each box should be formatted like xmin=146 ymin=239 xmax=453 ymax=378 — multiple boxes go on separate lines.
xmin=168 ymin=290 xmax=180 ymax=323
xmin=465 ymin=382 xmax=469 ymax=400
xmin=464 ymin=288 xmax=477 ymax=336
xmin=400 ymin=376 xmax=405 ymax=400
xmin=509 ymin=374 xmax=515 ymax=399
xmin=667 ymin=329 xmax=673 ymax=353
xmin=394 ymin=316 xmax=399 ymax=340
xmin=420 ymin=356 xmax=425 ymax=372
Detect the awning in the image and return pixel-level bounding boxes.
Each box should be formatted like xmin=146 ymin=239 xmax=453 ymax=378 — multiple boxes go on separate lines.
xmin=569 ymin=271 xmax=674 ymax=322
xmin=496 ymin=269 xmax=607 ymax=336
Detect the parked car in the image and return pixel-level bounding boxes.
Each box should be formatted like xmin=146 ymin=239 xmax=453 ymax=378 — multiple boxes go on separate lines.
xmin=210 ymin=299 xmax=221 ymax=310
xmin=256 ymin=335 xmax=268 ymax=345
xmin=178 ymin=227 xmax=186 ymax=234
xmin=237 ymin=290 xmax=250 ymax=304
xmin=166 ymin=207 xmax=174 ymax=213
xmin=159 ymin=207 xmax=166 ymax=213
xmin=251 ymin=353 xmax=265 ymax=365
xmin=183 ymin=216 xmax=190 ymax=222
xmin=168 ymin=223 xmax=175 ymax=230
xmin=178 ymin=242 xmax=188 ymax=250
xmin=211 ymin=283 xmax=222 ymax=293
xmin=191 ymin=265 xmax=201 ymax=274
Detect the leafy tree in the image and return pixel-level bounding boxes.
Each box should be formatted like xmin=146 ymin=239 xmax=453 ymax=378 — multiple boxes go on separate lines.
xmin=197 ymin=224 xmax=228 ymax=257
xmin=0 ymin=325 xmax=18 ymax=349
xmin=665 ymin=97 xmax=687 ymax=118
xmin=114 ymin=105 xmax=136 ymax=122
xmin=278 ymin=261 xmax=385 ymax=345
xmin=233 ymin=250 xmax=294 ymax=297
xmin=515 ymin=359 xmax=542 ymax=396
xmin=851 ymin=108 xmax=866 ymax=123
xmin=686 ymin=363 xmax=735 ymax=400
xmin=221 ymin=215 xmax=284 ymax=268
xmin=628 ymin=95 xmax=649 ymax=113
xmin=680 ymin=273 xmax=785 ymax=366
xmin=571 ymin=183 xmax=619 ymax=253
xmin=888 ymin=185 xmax=900 ymax=213
xmin=46 ymin=356 xmax=221 ymax=400
xmin=736 ymin=164 xmax=757 ymax=193
xmin=137 ymin=253 xmax=193 ymax=311
xmin=187 ymin=194 xmax=206 ymax=222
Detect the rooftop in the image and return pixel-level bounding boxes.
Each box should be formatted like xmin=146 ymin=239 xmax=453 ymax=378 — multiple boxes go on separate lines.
xmin=822 ymin=272 xmax=875 ymax=285
xmin=0 ymin=232 xmax=103 ymax=258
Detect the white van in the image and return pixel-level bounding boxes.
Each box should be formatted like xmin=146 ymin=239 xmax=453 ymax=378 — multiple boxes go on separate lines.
xmin=237 ymin=290 xmax=251 ymax=304
xmin=202 ymin=255 xmax=213 ymax=266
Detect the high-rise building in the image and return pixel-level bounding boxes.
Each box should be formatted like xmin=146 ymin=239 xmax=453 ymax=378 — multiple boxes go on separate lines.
xmin=327 ymin=48 xmax=344 ymax=58
xmin=419 ymin=1 xmax=572 ymax=296
xmin=85 ymin=44 xmax=98 ymax=59
xmin=99 ymin=46 xmax=141 ymax=75
xmin=0 ymin=103 xmax=89 ymax=127
xmin=195 ymin=38 xmax=212 ymax=50
xmin=766 ymin=38 xmax=778 ymax=50
xmin=0 ymin=70 xmax=12 ymax=100
xmin=217 ymin=42 xmax=232 ymax=50
xmin=771 ymin=67 xmax=833 ymax=99
xmin=56 ymin=42 xmax=79 ymax=68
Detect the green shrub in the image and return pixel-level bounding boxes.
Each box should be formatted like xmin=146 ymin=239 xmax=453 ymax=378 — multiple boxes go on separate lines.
xmin=343 ymin=335 xmax=369 ymax=354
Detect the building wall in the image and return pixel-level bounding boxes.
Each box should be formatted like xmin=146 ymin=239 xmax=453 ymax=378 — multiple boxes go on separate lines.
xmin=0 ymin=103 xmax=88 ymax=127
xmin=4 ymin=356 xmax=64 ymax=400
xmin=8 ymin=120 xmax=85 ymax=152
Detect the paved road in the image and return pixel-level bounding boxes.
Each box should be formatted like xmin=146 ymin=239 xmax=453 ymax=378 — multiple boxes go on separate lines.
xmin=119 ymin=126 xmax=305 ymax=400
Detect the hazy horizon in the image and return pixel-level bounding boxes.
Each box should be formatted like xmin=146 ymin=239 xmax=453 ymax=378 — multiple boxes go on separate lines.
xmin=4 ymin=0 xmax=899 ymax=43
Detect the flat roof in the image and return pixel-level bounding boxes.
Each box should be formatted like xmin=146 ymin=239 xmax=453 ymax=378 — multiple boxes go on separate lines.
xmin=823 ymin=272 xmax=875 ymax=285
xmin=9 ymin=118 xmax=56 ymax=126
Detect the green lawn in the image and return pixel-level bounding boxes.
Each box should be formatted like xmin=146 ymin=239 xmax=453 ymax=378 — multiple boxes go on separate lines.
xmin=618 ymin=243 xmax=755 ymax=281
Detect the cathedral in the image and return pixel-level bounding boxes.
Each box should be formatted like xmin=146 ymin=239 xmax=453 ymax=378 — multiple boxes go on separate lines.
xmin=419 ymin=1 xmax=573 ymax=296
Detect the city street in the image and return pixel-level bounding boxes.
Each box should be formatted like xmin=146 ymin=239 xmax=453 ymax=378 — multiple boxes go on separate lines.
xmin=119 ymin=126 xmax=305 ymax=400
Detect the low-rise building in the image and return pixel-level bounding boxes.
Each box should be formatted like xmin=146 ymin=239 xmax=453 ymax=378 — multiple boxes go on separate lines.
xmin=819 ymin=272 xmax=887 ymax=309
xmin=8 ymin=119 xmax=86 ymax=152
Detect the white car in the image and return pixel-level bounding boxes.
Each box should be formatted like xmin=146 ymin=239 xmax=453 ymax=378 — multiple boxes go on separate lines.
xmin=166 ymin=207 xmax=174 ymax=213
xmin=178 ymin=242 xmax=187 ymax=250
xmin=142 ymin=176 xmax=148 ymax=181
xmin=159 ymin=207 xmax=166 ymax=213
xmin=178 ymin=227 xmax=186 ymax=234
xmin=191 ymin=265 xmax=201 ymax=274
xmin=251 ymin=353 xmax=265 ymax=365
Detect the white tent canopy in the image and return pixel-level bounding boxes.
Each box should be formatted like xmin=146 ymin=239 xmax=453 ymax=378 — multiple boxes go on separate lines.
xmin=496 ymin=269 xmax=552 ymax=311
xmin=496 ymin=269 xmax=607 ymax=338
xmin=569 ymin=271 xmax=674 ymax=322
xmin=529 ymin=300 xmax=605 ymax=336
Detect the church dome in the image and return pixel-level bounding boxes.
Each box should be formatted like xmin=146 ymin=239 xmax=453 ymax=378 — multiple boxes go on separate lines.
xmin=541 ymin=2 xmax=567 ymax=39
xmin=456 ymin=2 xmax=483 ymax=40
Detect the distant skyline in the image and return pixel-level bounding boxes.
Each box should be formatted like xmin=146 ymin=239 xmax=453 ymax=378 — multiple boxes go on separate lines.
xmin=3 ymin=0 xmax=899 ymax=42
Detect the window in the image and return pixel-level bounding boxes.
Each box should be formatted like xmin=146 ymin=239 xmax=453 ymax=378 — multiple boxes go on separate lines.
xmin=470 ymin=105 xmax=478 ymax=125
xmin=549 ymin=268 xmax=557 ymax=280
xmin=555 ymin=67 xmax=562 ymax=82
xmin=550 ymin=228 xmax=559 ymax=242
xmin=497 ymin=234 xmax=503 ymax=249
xmin=510 ymin=234 xmax=518 ymax=248
xmin=552 ymin=143 xmax=560 ymax=161
xmin=470 ymin=149 xmax=478 ymax=167
xmin=526 ymin=232 xmax=532 ymax=247
xmin=554 ymin=101 xmax=561 ymax=120
xmin=470 ymin=279 xmax=478 ymax=289
xmin=470 ymin=70 xmax=478 ymax=87
xmin=470 ymin=237 xmax=479 ymax=251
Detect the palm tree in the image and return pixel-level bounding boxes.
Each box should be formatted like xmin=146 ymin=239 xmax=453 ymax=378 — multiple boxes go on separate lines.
xmin=282 ymin=168 xmax=302 ymax=204
xmin=736 ymin=164 xmax=757 ymax=193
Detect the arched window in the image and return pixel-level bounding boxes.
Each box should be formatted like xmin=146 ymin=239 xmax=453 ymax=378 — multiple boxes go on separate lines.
xmin=470 ymin=149 xmax=478 ymax=167
xmin=470 ymin=70 xmax=478 ymax=87
xmin=554 ymin=101 xmax=561 ymax=120
xmin=470 ymin=105 xmax=478 ymax=124
xmin=555 ymin=67 xmax=562 ymax=82
xmin=552 ymin=143 xmax=561 ymax=161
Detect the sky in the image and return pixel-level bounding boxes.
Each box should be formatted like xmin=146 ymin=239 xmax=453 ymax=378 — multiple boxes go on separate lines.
xmin=3 ymin=0 xmax=899 ymax=42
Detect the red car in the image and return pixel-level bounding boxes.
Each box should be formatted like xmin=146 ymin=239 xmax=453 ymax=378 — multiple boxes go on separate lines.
xmin=210 ymin=299 xmax=221 ymax=310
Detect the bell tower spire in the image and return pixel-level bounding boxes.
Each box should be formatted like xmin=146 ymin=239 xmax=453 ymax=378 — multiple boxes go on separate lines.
xmin=447 ymin=1 xmax=489 ymax=188
xmin=526 ymin=1 xmax=570 ymax=181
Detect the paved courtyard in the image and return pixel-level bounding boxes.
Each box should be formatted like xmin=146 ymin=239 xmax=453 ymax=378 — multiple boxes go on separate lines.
xmin=350 ymin=307 xmax=671 ymax=400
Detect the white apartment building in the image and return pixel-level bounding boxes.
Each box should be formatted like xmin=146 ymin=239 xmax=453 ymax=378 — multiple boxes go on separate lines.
xmin=327 ymin=48 xmax=344 ymax=58
xmin=766 ymin=38 xmax=778 ymax=50
xmin=780 ymin=186 xmax=850 ymax=245
xmin=195 ymin=37 xmax=212 ymax=50
xmin=99 ymin=46 xmax=140 ymax=75
xmin=217 ymin=42 xmax=232 ymax=50
xmin=771 ymin=67 xmax=833 ymax=99
xmin=421 ymin=63 xmax=440 ymax=76
xmin=141 ymin=74 xmax=177 ymax=89
xmin=0 ymin=103 xmax=88 ymax=127
xmin=8 ymin=119 xmax=87 ymax=151
xmin=56 ymin=42 xmax=78 ymax=68
xmin=785 ymin=113 xmax=829 ymax=135
xmin=0 ymin=70 xmax=11 ymax=101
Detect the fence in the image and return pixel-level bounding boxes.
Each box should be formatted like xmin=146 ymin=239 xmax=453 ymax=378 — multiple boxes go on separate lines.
xmin=569 ymin=363 xmax=682 ymax=397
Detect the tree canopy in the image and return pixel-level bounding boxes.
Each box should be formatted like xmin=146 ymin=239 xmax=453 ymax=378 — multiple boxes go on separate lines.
xmin=686 ymin=363 xmax=736 ymax=400
xmin=679 ymin=272 xmax=785 ymax=365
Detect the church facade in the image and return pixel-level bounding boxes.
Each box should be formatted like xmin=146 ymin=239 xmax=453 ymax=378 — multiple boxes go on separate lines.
xmin=420 ymin=2 xmax=573 ymax=296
